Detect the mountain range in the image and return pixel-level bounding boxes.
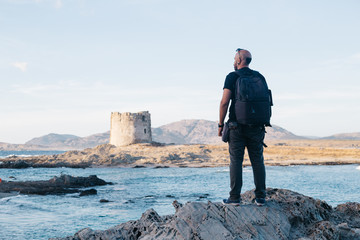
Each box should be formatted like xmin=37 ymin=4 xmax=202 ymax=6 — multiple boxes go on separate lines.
xmin=321 ymin=132 xmax=360 ymax=140
xmin=1 ymin=119 xmax=359 ymax=151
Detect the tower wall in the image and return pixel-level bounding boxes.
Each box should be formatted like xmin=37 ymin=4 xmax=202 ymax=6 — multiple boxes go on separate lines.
xmin=110 ymin=111 xmax=152 ymax=146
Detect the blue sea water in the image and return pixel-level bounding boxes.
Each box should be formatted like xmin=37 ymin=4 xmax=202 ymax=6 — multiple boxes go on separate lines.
xmin=0 ymin=165 xmax=360 ymax=240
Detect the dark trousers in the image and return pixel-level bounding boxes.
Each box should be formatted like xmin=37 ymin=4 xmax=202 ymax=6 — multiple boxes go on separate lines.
xmin=228 ymin=124 xmax=266 ymax=200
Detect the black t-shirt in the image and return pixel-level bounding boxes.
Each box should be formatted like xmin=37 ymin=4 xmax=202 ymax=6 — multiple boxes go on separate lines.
xmin=223 ymin=67 xmax=266 ymax=122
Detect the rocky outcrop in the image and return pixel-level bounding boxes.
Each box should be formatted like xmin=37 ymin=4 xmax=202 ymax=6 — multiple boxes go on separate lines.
xmin=0 ymin=174 xmax=111 ymax=195
xmin=2 ymin=141 xmax=360 ymax=169
xmin=51 ymin=188 xmax=360 ymax=240
xmin=0 ymin=159 xmax=90 ymax=168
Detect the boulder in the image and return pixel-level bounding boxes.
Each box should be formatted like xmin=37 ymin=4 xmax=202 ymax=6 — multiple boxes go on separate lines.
xmin=50 ymin=188 xmax=360 ymax=240
xmin=0 ymin=174 xmax=111 ymax=195
xmin=79 ymin=189 xmax=97 ymax=196
xmin=0 ymin=159 xmax=91 ymax=169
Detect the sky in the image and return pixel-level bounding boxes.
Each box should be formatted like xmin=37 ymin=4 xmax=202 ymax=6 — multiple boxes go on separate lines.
xmin=1 ymin=0 xmax=360 ymax=143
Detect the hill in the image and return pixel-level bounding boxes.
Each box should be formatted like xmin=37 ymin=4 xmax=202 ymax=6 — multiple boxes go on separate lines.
xmin=265 ymin=125 xmax=306 ymax=140
xmin=322 ymin=132 xmax=360 ymax=140
xmin=3 ymin=120 xmax=307 ymax=150
xmin=24 ymin=132 xmax=110 ymax=150
xmin=152 ymin=119 xmax=221 ymax=144
xmin=25 ymin=133 xmax=80 ymax=146
xmin=152 ymin=119 xmax=306 ymax=144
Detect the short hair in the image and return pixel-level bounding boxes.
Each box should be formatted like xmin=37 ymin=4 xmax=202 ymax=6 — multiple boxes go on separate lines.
xmin=245 ymin=57 xmax=252 ymax=65
xmin=236 ymin=48 xmax=252 ymax=65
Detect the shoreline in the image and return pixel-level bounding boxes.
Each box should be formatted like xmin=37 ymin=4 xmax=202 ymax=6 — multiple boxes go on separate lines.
xmin=0 ymin=140 xmax=360 ymax=169
xmin=1 ymin=157 xmax=360 ymax=169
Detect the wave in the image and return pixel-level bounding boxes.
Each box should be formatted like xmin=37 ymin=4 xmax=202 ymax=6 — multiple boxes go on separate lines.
xmin=216 ymin=168 xmax=251 ymax=173
xmin=0 ymin=154 xmax=34 ymax=159
xmin=356 ymin=166 xmax=360 ymax=170
xmin=0 ymin=150 xmax=66 ymax=159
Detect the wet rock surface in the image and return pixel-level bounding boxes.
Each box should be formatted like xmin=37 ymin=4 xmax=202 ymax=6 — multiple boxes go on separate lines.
xmin=79 ymin=188 xmax=97 ymax=196
xmin=0 ymin=174 xmax=111 ymax=195
xmin=50 ymin=188 xmax=360 ymax=240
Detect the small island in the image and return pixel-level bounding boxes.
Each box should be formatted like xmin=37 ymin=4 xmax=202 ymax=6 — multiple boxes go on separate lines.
xmin=1 ymin=139 xmax=360 ymax=169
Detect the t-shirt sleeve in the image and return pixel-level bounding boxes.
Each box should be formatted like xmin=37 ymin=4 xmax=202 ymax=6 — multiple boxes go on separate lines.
xmin=223 ymin=72 xmax=236 ymax=91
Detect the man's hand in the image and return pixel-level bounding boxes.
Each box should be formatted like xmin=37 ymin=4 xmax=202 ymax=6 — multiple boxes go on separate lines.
xmin=218 ymin=126 xmax=223 ymax=136
xmin=218 ymin=89 xmax=231 ymax=137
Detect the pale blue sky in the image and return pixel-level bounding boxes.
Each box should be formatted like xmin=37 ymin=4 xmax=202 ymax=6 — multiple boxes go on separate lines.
xmin=1 ymin=0 xmax=360 ymax=143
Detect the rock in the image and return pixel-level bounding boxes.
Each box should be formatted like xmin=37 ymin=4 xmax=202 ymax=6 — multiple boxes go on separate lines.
xmin=0 ymin=174 xmax=111 ymax=195
xmin=154 ymin=165 xmax=169 ymax=168
xmin=172 ymin=200 xmax=183 ymax=212
xmin=133 ymin=165 xmax=146 ymax=168
xmin=336 ymin=222 xmax=360 ymax=239
xmin=79 ymin=189 xmax=97 ymax=196
xmin=334 ymin=202 xmax=360 ymax=227
xmin=198 ymin=193 xmax=210 ymax=199
xmin=0 ymin=159 xmax=91 ymax=169
xmin=13 ymin=160 xmax=30 ymax=168
xmin=50 ymin=188 xmax=360 ymax=240
xmin=307 ymin=221 xmax=339 ymax=239
xmin=49 ymin=174 xmax=110 ymax=187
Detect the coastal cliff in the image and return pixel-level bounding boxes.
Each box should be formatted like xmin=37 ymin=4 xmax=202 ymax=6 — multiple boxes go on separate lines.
xmin=51 ymin=188 xmax=360 ymax=240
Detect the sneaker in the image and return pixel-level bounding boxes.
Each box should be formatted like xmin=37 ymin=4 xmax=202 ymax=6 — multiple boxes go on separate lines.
xmin=222 ymin=198 xmax=241 ymax=206
xmin=255 ymin=198 xmax=266 ymax=206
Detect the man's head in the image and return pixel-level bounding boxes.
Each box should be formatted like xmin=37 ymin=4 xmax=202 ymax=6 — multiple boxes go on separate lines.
xmin=234 ymin=48 xmax=252 ymax=70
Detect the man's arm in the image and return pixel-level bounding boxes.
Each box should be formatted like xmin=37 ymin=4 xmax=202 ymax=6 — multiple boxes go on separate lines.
xmin=218 ymin=88 xmax=232 ymax=136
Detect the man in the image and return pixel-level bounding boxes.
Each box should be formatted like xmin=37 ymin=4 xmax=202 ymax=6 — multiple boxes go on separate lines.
xmin=218 ymin=48 xmax=268 ymax=206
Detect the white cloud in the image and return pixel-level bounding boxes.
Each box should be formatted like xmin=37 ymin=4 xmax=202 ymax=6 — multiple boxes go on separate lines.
xmin=12 ymin=62 xmax=28 ymax=72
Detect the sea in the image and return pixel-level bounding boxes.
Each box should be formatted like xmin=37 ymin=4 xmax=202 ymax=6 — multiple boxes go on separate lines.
xmin=0 ymin=151 xmax=360 ymax=240
xmin=0 ymin=150 xmax=66 ymax=159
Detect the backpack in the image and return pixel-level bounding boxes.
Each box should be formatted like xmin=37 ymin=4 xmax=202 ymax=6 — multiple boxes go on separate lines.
xmin=234 ymin=70 xmax=273 ymax=126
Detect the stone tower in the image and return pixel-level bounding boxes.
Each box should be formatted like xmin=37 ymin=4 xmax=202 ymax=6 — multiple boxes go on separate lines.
xmin=110 ymin=111 xmax=152 ymax=146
